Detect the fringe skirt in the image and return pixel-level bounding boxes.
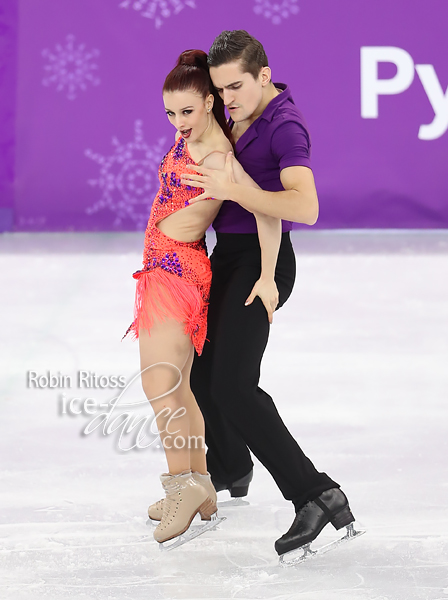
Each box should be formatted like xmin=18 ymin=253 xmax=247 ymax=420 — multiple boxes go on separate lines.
xmin=124 ymin=244 xmax=212 ymax=356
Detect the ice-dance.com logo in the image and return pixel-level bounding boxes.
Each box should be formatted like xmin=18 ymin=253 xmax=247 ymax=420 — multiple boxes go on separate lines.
xmin=27 ymin=366 xmax=204 ymax=452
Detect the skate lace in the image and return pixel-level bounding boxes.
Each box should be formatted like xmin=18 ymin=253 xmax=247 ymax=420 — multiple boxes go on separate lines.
xmin=162 ymin=494 xmax=176 ymax=519
xmin=161 ymin=477 xmax=188 ymax=520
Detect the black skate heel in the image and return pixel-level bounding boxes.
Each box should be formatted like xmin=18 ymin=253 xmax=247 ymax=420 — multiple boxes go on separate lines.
xmin=330 ymin=506 xmax=355 ymax=530
xmin=212 ymin=469 xmax=253 ymax=498
xmin=229 ymin=471 xmax=253 ymax=497
xmin=314 ymin=488 xmax=354 ymax=530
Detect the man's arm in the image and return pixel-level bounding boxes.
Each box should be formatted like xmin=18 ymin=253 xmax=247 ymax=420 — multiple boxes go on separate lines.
xmin=182 ymin=156 xmax=319 ymax=226
xmin=235 ymin=165 xmax=319 ymax=225
xmin=202 ymin=151 xmax=282 ymax=322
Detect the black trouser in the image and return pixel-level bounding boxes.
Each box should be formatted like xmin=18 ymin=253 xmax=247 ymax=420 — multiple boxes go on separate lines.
xmin=190 ymin=231 xmax=338 ymax=510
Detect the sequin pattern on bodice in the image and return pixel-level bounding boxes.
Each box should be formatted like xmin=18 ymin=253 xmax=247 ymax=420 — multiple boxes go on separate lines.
xmin=139 ymin=135 xmax=207 ymax=278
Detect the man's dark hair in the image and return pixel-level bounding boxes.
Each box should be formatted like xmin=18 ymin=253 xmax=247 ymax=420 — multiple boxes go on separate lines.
xmin=208 ymin=30 xmax=268 ymax=80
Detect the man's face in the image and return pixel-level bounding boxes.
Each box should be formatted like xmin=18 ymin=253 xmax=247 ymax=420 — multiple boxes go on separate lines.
xmin=209 ymin=60 xmax=263 ymax=123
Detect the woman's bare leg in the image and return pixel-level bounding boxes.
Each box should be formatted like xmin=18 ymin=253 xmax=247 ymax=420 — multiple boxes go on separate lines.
xmin=139 ymin=317 xmax=206 ymax=475
xmin=177 ymin=348 xmax=207 ymax=475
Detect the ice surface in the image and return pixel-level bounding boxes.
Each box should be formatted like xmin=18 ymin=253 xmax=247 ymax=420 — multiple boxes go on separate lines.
xmin=1 ymin=230 xmax=447 ymax=600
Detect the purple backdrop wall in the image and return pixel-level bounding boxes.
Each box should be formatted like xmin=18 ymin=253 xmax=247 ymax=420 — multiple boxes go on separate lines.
xmin=1 ymin=0 xmax=447 ymax=231
xmin=0 ymin=0 xmax=17 ymax=232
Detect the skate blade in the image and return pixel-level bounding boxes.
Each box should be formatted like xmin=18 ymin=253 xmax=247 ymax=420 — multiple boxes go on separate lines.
xmin=217 ymin=497 xmax=249 ymax=507
xmin=279 ymin=521 xmax=366 ymax=567
xmin=158 ymin=514 xmax=227 ymax=552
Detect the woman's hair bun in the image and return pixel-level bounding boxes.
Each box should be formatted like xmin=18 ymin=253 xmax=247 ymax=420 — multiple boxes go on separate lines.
xmin=177 ymin=49 xmax=209 ymax=71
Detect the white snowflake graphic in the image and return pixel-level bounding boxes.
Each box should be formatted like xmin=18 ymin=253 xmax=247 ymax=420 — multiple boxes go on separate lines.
xmin=85 ymin=120 xmax=166 ymax=229
xmin=119 ymin=0 xmax=196 ymax=29
xmin=42 ymin=34 xmax=100 ymax=101
xmin=253 ymin=0 xmax=299 ymax=25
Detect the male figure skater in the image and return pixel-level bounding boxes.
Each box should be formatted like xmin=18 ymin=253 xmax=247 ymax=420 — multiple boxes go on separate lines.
xmin=184 ymin=30 xmax=357 ymax=557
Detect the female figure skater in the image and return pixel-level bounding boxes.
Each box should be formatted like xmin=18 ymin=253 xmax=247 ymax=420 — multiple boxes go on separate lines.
xmin=126 ymin=49 xmax=281 ymax=546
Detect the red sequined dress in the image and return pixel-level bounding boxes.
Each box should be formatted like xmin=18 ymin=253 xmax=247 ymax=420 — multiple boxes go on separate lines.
xmin=124 ymin=136 xmax=212 ymax=355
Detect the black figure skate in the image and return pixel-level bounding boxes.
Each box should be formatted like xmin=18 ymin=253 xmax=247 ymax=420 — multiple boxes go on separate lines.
xmin=275 ymin=488 xmax=366 ymax=566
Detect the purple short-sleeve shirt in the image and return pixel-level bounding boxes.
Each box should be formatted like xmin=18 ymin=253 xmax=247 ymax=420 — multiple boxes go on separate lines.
xmin=212 ymin=82 xmax=312 ymax=234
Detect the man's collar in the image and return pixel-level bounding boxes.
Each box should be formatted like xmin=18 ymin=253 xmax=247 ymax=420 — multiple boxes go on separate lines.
xmin=259 ymin=82 xmax=293 ymax=123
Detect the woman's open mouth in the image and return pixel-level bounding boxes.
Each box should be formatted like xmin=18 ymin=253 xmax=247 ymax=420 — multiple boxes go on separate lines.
xmin=180 ymin=129 xmax=192 ymax=139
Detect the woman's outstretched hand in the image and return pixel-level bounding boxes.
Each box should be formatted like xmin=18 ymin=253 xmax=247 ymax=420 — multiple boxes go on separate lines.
xmin=245 ymin=277 xmax=279 ymax=324
xmin=181 ymin=151 xmax=235 ymax=203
